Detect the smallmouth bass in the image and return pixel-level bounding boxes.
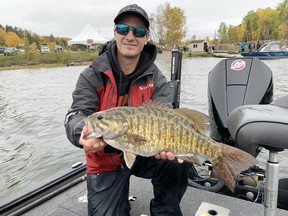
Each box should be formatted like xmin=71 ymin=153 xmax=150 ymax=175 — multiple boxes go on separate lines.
xmin=84 ymin=102 xmax=258 ymax=192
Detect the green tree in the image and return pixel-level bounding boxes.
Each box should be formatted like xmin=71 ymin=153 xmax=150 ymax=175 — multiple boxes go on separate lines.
xmin=217 ymin=22 xmax=228 ymax=43
xmin=154 ymin=2 xmax=186 ymax=49
xmin=5 ymin=25 xmax=13 ymax=32
xmin=0 ymin=28 xmax=5 ymax=46
xmin=242 ymin=11 xmax=258 ymax=41
xmin=277 ymin=0 xmax=288 ymax=40
xmin=24 ymin=40 xmax=38 ymax=56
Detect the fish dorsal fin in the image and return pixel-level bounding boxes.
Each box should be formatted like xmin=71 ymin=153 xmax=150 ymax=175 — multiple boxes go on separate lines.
xmin=142 ymin=100 xmax=172 ymax=112
xmin=173 ymin=108 xmax=209 ymax=133
xmin=142 ymin=101 xmax=209 ymax=133
xmin=124 ymin=151 xmax=137 ymax=169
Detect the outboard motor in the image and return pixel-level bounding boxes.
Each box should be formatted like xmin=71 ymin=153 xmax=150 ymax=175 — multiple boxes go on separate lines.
xmin=208 ymin=58 xmax=273 ymax=157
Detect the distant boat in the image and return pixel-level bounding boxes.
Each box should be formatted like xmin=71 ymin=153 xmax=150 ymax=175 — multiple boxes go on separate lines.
xmin=241 ymin=41 xmax=288 ymax=59
xmin=212 ymin=52 xmax=242 ymax=58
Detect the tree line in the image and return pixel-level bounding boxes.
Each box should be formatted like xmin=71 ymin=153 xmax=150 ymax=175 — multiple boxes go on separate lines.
xmin=0 ymin=24 xmax=69 ymax=53
xmin=1 ymin=0 xmax=287 ymax=52
xmin=217 ymin=0 xmax=288 ymax=44
xmin=150 ymin=0 xmax=287 ymax=49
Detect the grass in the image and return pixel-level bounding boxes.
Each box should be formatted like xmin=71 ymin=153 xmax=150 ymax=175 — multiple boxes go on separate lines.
xmin=0 ymin=51 xmax=98 ymax=71
xmin=0 ymin=50 xmax=215 ymax=71
xmin=182 ymin=51 xmax=214 ymax=58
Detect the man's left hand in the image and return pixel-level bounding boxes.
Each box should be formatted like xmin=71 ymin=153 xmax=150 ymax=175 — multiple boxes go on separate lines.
xmin=155 ymin=151 xmax=184 ymax=163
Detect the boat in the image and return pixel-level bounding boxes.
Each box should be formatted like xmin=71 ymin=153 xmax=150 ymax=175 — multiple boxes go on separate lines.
xmin=241 ymin=41 xmax=288 ymax=59
xmin=1 ymin=53 xmax=288 ymax=216
xmin=2 ymin=163 xmax=288 ymax=216
xmin=212 ymin=52 xmax=242 ymax=58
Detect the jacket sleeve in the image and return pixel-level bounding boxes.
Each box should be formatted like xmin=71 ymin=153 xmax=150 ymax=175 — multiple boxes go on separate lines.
xmin=64 ymin=67 xmax=102 ymax=148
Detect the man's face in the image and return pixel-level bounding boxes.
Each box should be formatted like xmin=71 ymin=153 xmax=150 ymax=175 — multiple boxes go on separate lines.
xmin=114 ymin=15 xmax=149 ymax=59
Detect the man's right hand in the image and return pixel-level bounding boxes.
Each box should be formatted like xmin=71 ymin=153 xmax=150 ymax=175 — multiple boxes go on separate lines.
xmin=79 ymin=126 xmax=106 ymax=152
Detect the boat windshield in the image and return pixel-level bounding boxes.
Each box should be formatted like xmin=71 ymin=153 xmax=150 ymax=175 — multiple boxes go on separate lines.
xmin=259 ymin=41 xmax=281 ymax=52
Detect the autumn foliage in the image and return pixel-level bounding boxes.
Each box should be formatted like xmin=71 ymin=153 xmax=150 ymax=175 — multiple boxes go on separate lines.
xmin=0 ymin=24 xmax=69 ymax=52
xmin=216 ymin=0 xmax=288 ymax=44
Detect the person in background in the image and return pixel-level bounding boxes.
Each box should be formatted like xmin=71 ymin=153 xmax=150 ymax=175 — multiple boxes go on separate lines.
xmin=256 ymin=40 xmax=261 ymax=51
xmin=248 ymin=41 xmax=255 ymax=52
xmin=64 ymin=4 xmax=189 ymax=216
xmin=204 ymin=43 xmax=209 ymax=52
xmin=240 ymin=42 xmax=246 ymax=52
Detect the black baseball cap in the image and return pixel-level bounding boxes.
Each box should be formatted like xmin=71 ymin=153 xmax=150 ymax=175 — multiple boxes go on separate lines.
xmin=114 ymin=4 xmax=150 ymax=30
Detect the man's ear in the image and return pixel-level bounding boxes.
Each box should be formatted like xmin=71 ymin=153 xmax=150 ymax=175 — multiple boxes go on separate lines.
xmin=145 ymin=34 xmax=150 ymax=45
xmin=113 ymin=29 xmax=117 ymax=39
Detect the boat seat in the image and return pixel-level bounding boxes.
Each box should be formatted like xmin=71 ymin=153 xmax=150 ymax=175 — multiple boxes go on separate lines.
xmin=228 ymin=94 xmax=288 ymax=216
xmin=227 ymin=94 xmax=288 ymax=154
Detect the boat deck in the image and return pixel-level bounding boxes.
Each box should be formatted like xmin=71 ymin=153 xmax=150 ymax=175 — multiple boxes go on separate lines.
xmin=18 ymin=176 xmax=288 ymax=216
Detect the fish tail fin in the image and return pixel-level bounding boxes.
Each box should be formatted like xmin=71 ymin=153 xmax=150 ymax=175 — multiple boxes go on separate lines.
xmin=213 ymin=144 xmax=258 ymax=192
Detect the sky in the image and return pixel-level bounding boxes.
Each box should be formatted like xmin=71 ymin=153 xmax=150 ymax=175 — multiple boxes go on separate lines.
xmin=0 ymin=0 xmax=283 ymax=40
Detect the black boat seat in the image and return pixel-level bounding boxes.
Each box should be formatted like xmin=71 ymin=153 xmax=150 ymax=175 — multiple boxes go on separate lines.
xmin=227 ymin=95 xmax=288 ymax=155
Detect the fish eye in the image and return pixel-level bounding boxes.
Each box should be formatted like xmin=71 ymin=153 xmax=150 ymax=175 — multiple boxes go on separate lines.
xmin=97 ymin=115 xmax=103 ymax=120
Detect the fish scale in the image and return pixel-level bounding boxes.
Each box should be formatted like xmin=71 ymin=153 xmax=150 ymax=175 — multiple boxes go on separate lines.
xmin=125 ymin=107 xmax=216 ymax=158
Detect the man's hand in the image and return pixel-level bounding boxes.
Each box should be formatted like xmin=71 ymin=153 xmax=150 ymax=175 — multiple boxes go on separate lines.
xmin=79 ymin=126 xmax=106 ymax=152
xmin=155 ymin=151 xmax=184 ymax=163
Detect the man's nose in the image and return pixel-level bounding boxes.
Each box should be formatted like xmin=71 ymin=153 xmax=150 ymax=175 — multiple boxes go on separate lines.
xmin=125 ymin=29 xmax=135 ymax=39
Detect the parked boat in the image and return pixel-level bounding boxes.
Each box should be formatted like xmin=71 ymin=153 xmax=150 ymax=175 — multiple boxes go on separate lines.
xmin=241 ymin=41 xmax=288 ymax=59
xmin=212 ymin=52 xmax=242 ymax=58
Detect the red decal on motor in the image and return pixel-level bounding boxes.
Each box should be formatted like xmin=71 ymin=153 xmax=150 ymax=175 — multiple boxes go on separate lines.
xmin=230 ymin=60 xmax=246 ymax=71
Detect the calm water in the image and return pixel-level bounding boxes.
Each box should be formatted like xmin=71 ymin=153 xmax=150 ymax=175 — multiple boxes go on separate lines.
xmin=0 ymin=56 xmax=287 ymax=202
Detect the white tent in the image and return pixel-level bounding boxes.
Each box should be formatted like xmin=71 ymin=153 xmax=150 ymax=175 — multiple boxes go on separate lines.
xmin=68 ymin=23 xmax=108 ymax=46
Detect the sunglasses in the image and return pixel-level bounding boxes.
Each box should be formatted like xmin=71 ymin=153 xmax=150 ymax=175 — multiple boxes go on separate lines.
xmin=115 ymin=24 xmax=148 ymax=38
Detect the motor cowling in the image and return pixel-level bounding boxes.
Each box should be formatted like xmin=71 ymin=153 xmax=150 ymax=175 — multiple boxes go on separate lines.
xmin=208 ymin=58 xmax=273 ymax=156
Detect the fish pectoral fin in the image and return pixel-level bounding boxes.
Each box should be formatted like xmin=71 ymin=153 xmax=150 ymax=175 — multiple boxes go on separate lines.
xmin=124 ymin=151 xmax=137 ymax=169
xmin=178 ymin=154 xmax=207 ymax=165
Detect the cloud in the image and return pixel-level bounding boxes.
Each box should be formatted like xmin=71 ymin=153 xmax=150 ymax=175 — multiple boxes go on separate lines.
xmin=0 ymin=0 xmax=283 ymax=39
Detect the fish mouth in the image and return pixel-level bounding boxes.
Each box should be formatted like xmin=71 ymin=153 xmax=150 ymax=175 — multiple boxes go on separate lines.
xmin=84 ymin=119 xmax=104 ymax=139
xmin=83 ymin=131 xmax=102 ymax=140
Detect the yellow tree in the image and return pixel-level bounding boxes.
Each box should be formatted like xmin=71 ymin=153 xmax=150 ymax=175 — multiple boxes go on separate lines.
xmin=5 ymin=31 xmax=21 ymax=47
xmin=228 ymin=25 xmax=243 ymax=43
xmin=256 ymin=8 xmax=278 ymax=40
xmin=155 ymin=2 xmax=186 ymax=49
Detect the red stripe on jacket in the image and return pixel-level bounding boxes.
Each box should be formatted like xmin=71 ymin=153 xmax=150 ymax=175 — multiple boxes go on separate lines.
xmin=85 ymin=70 xmax=154 ymax=173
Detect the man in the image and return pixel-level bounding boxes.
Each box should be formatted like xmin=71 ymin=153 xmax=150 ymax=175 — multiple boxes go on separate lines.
xmin=240 ymin=42 xmax=246 ymax=53
xmin=65 ymin=4 xmax=189 ymax=216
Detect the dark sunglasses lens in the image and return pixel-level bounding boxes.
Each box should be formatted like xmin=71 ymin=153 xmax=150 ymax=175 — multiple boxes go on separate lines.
xmin=133 ymin=27 xmax=146 ymax=37
xmin=116 ymin=24 xmax=130 ymax=35
xmin=116 ymin=24 xmax=146 ymax=37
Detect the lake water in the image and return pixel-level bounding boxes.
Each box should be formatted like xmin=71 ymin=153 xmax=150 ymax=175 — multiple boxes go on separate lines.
xmin=0 ymin=55 xmax=287 ymax=202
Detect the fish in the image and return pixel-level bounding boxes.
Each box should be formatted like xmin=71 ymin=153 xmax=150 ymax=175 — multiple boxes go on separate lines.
xmin=84 ymin=102 xmax=258 ymax=192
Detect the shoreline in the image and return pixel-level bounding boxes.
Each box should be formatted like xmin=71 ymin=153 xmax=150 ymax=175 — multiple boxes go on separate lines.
xmin=0 ymin=51 xmax=214 ymax=71
xmin=0 ymin=62 xmax=92 ymax=71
